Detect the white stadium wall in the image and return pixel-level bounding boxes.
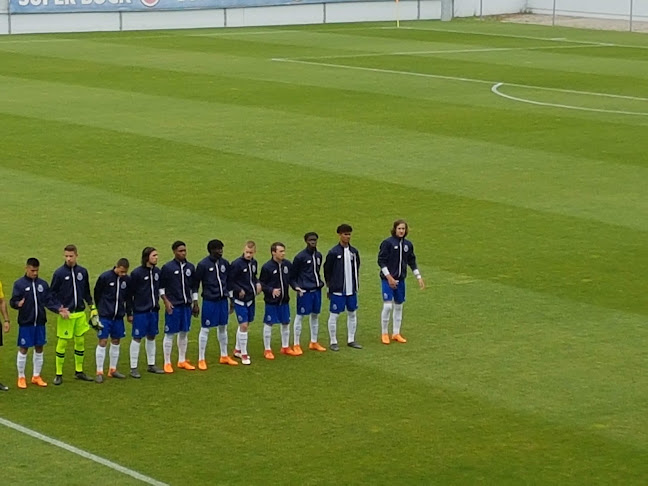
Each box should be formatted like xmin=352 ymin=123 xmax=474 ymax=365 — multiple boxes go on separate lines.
xmin=527 ymin=0 xmax=648 ymax=21
xmin=454 ymin=0 xmax=525 ymax=17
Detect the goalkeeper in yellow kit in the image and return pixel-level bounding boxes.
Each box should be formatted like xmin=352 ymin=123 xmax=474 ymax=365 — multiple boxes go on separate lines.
xmin=49 ymin=244 xmax=96 ymax=385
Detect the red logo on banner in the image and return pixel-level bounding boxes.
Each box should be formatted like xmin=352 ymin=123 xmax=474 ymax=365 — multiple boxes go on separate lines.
xmin=140 ymin=0 xmax=160 ymax=7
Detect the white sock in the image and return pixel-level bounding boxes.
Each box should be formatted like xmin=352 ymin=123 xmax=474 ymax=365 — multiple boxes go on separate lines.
xmin=393 ymin=303 xmax=404 ymax=335
xmin=239 ymin=330 xmax=248 ymax=356
xmin=96 ymin=345 xmax=106 ymax=373
xmin=328 ymin=314 xmax=339 ymax=345
xmin=33 ymin=352 xmax=44 ymax=377
xmin=293 ymin=315 xmax=303 ymax=346
xmin=177 ymin=331 xmax=188 ymax=363
xmin=163 ymin=334 xmax=173 ymax=365
xmin=17 ymin=351 xmax=27 ymax=378
xmin=263 ymin=324 xmax=272 ymax=350
xmin=145 ymin=338 xmax=156 ymax=366
xmin=235 ymin=328 xmax=241 ymax=351
xmin=217 ymin=326 xmax=228 ymax=357
xmin=130 ymin=340 xmax=140 ymax=368
xmin=309 ymin=314 xmax=319 ymax=343
xmin=347 ymin=311 xmax=357 ymax=343
xmin=199 ymin=327 xmax=210 ymax=361
xmin=381 ymin=302 xmax=393 ymax=334
xmin=109 ymin=343 xmax=120 ymax=370
xmin=281 ymin=324 xmax=290 ymax=348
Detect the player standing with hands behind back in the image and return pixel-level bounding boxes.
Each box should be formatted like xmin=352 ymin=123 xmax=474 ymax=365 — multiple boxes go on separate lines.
xmin=378 ymin=219 xmax=425 ymax=344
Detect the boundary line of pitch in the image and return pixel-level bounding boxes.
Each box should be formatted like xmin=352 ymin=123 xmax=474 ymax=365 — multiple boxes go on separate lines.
xmin=0 ymin=417 xmax=168 ymax=486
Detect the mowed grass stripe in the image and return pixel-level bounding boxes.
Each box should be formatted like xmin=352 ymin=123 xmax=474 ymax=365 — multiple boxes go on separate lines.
xmin=0 ymin=75 xmax=646 ymax=233
xmin=0 ymin=112 xmax=645 ymax=317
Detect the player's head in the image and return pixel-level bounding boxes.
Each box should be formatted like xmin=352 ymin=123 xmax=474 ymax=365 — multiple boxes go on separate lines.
xmin=304 ymin=232 xmax=318 ymax=250
xmin=391 ymin=219 xmax=409 ymax=238
xmin=26 ymin=257 xmax=40 ymax=279
xmin=114 ymin=258 xmax=130 ymax=277
xmin=336 ymin=224 xmax=353 ymax=246
xmin=207 ymin=239 xmax=224 ymax=259
xmin=243 ymin=241 xmax=256 ymax=261
xmin=141 ymin=247 xmax=158 ymax=267
xmin=64 ymin=244 xmax=78 ymax=267
xmin=270 ymin=242 xmax=286 ymax=262
xmin=172 ymin=241 xmax=187 ymax=262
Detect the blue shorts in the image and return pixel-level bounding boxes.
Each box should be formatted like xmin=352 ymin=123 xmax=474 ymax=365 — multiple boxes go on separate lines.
xmin=382 ymin=279 xmax=406 ymax=304
xmin=202 ymin=299 xmax=229 ymax=327
xmin=98 ymin=318 xmax=126 ymax=340
xmin=234 ymin=302 xmax=255 ymax=325
xmin=18 ymin=325 xmax=47 ymax=348
xmin=264 ymin=303 xmax=290 ymax=325
xmin=164 ymin=305 xmax=192 ymax=334
xmin=296 ymin=289 xmax=322 ymax=315
xmin=329 ymin=294 xmax=358 ymax=314
xmin=132 ymin=311 xmax=159 ymax=338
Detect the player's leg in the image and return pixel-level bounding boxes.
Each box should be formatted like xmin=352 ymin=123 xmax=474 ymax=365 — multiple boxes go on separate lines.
xmin=280 ymin=305 xmax=297 ymax=356
xmin=198 ymin=300 xmax=213 ymax=370
xmin=216 ymin=300 xmax=236 ymax=366
xmin=177 ymin=305 xmax=195 ymax=370
xmin=328 ymin=294 xmax=343 ymax=351
xmin=145 ymin=312 xmax=164 ymax=374
xmin=346 ymin=295 xmax=362 ymax=349
xmin=95 ymin=335 xmax=108 ymax=383
xmin=235 ymin=304 xmax=252 ymax=365
xmin=163 ymin=307 xmax=179 ymax=373
xmin=308 ymin=290 xmax=326 ymax=351
xmin=108 ymin=319 xmax=126 ymax=378
xmin=392 ymin=281 xmax=407 ymax=343
xmin=293 ymin=293 xmax=306 ymax=353
xmin=381 ymin=280 xmax=395 ymax=345
xmin=72 ymin=313 xmax=92 ymax=381
xmin=16 ymin=327 xmax=30 ymax=388
xmin=31 ymin=327 xmax=47 ymax=386
xmin=54 ymin=314 xmax=72 ymax=385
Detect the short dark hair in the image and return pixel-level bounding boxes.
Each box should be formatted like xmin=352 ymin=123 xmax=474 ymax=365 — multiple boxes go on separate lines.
xmin=26 ymin=257 xmax=40 ymax=267
xmin=336 ymin=224 xmax=353 ymax=234
xmin=141 ymin=247 xmax=156 ymax=267
xmin=207 ymin=239 xmax=224 ymax=252
xmin=116 ymin=258 xmax=130 ymax=269
xmin=64 ymin=244 xmax=77 ymax=253
xmin=304 ymin=232 xmax=319 ymax=241
xmin=245 ymin=241 xmax=256 ymax=250
xmin=391 ymin=219 xmax=409 ymax=238
xmin=172 ymin=241 xmax=186 ymax=251
xmin=270 ymin=242 xmax=285 ymax=254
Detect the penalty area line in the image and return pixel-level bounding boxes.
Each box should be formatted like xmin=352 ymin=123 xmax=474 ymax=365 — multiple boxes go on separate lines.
xmin=491 ymin=82 xmax=648 ymax=116
xmin=0 ymin=417 xmax=168 ymax=486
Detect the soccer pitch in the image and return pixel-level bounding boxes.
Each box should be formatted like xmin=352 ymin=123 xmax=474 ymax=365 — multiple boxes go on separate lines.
xmin=0 ymin=18 xmax=647 ymax=485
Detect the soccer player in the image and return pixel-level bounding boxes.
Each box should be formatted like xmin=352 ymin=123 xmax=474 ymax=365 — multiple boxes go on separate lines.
xmin=50 ymin=244 xmax=95 ymax=385
xmin=289 ymin=232 xmax=326 ymax=354
xmin=160 ymin=241 xmax=198 ymax=373
xmin=323 ymin=224 xmax=362 ymax=351
xmin=0 ymin=278 xmax=12 ymax=391
xmin=229 ymin=241 xmax=262 ymax=365
xmin=93 ymin=258 xmax=130 ymax=383
xmin=259 ymin=242 xmax=297 ymax=360
xmin=127 ymin=247 xmax=165 ymax=377
xmin=10 ymin=258 xmax=69 ymax=389
xmin=193 ymin=239 xmax=237 ymax=370
xmin=378 ymin=219 xmax=425 ymax=344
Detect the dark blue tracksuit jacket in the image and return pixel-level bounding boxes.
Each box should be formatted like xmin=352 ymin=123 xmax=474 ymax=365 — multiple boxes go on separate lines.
xmin=228 ymin=256 xmax=259 ymax=305
xmin=193 ymin=256 xmax=230 ymax=301
xmin=10 ymin=276 xmax=62 ymax=326
xmin=50 ymin=263 xmax=93 ymax=313
xmin=377 ymin=236 xmax=419 ymax=280
xmin=259 ymin=259 xmax=292 ymax=305
xmin=160 ymin=259 xmax=196 ymax=307
xmin=289 ymin=248 xmax=324 ymax=292
xmin=94 ymin=268 xmax=130 ymax=320
xmin=129 ymin=265 xmax=161 ymax=314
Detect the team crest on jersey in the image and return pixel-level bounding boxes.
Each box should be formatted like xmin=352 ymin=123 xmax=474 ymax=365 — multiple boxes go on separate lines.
xmin=185 ymin=269 xmax=192 ymax=277
xmin=221 ymin=265 xmax=226 ymax=272
xmin=237 ymin=314 xmax=243 ymax=322
xmin=164 ymin=325 xmax=169 ymax=332
xmin=317 ymin=258 xmax=321 ymax=264
xmin=37 ymin=284 xmax=44 ymax=292
xmin=300 ymin=307 xmax=305 ymax=313
xmin=77 ymin=272 xmax=83 ymax=281
xmin=266 ymin=315 xmax=271 ymax=322
xmin=383 ymin=293 xmax=389 ymax=300
xmin=154 ymin=274 xmax=159 ymax=281
xmin=20 ymin=338 xmax=26 ymax=345
xmin=332 ymin=304 xmax=338 ymax=311
xmin=404 ymin=245 xmax=409 ymax=252
xmin=134 ymin=328 xmax=140 ymax=336
xmin=252 ymin=265 xmax=256 ymax=272
xmin=121 ymin=281 xmax=127 ymax=289
xmin=283 ymin=267 xmax=288 ymax=274
xmin=206 ymin=320 xmax=211 ymax=326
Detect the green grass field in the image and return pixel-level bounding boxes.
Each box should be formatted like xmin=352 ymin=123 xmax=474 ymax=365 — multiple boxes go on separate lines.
xmin=0 ymin=17 xmax=647 ymax=485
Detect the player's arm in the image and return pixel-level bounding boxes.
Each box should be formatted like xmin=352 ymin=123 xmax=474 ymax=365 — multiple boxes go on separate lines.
xmin=258 ymin=264 xmax=272 ymax=296
xmin=191 ymin=264 xmax=200 ymax=317
xmin=159 ymin=265 xmax=174 ymax=314
xmin=83 ymin=269 xmax=94 ymax=307
xmin=378 ymin=240 xmax=398 ymax=289
xmin=43 ymin=284 xmax=69 ymax=318
xmin=0 ymin=294 xmax=9 ymax=333
xmin=10 ymin=281 xmax=24 ymax=309
xmin=408 ymin=243 xmax=425 ymax=289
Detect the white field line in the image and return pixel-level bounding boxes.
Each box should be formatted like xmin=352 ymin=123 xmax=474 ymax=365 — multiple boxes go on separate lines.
xmin=288 ymin=43 xmax=606 ymax=60
xmin=0 ymin=417 xmax=168 ymax=486
xmin=271 ymin=57 xmax=648 ymax=103
xmin=382 ymin=25 xmax=648 ymax=50
xmin=491 ymin=82 xmax=648 ymax=116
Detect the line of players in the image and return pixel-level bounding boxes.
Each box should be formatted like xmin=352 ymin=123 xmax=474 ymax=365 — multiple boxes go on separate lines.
xmin=0 ymin=220 xmax=424 ymax=390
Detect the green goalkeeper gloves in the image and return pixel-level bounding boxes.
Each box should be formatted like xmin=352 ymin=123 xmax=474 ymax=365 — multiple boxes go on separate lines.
xmin=89 ymin=305 xmax=103 ymax=331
